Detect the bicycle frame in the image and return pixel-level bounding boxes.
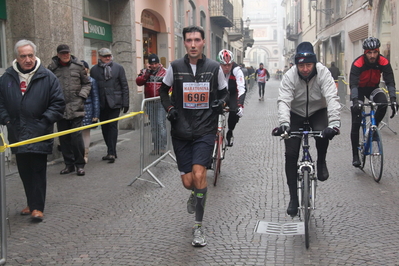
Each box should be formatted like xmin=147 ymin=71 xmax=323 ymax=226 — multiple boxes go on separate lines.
xmin=360 ymin=103 xmax=377 ymax=157
xmin=212 ymin=109 xmax=228 ymax=186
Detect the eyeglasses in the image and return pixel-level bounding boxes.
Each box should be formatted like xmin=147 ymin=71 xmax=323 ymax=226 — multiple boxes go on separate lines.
xmin=18 ymin=54 xmax=35 ymax=60
xmin=100 ymin=55 xmax=112 ymax=58
xmin=295 ymin=53 xmax=315 ymax=57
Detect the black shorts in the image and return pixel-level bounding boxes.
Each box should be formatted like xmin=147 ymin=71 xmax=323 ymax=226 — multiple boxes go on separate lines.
xmin=172 ymin=134 xmax=216 ymax=174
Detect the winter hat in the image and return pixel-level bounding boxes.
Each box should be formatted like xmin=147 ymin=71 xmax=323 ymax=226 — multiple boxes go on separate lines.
xmin=295 ymin=42 xmax=317 ymax=64
xmin=57 ymin=44 xmax=70 ymax=53
xmin=148 ymin=54 xmax=160 ymax=64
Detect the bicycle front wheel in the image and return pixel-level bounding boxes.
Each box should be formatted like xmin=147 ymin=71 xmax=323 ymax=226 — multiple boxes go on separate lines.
xmin=303 ymin=169 xmax=311 ymax=249
xmin=213 ymin=133 xmax=223 ymax=186
xmin=370 ymin=129 xmax=383 ymax=182
xmin=359 ymin=128 xmax=367 ymax=169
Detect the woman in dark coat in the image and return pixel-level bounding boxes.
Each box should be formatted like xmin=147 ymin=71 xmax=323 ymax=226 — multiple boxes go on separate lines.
xmin=81 ymin=60 xmax=100 ymax=163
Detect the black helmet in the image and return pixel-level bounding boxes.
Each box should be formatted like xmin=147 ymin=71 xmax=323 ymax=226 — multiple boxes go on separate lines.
xmin=363 ymin=37 xmax=381 ymax=50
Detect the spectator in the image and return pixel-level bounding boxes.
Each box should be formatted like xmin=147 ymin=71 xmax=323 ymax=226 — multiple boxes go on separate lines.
xmin=81 ymin=60 xmax=100 ymax=163
xmin=136 ymin=54 xmax=167 ymax=155
xmin=0 ymin=39 xmax=65 ymax=221
xmin=48 ymin=44 xmax=91 ymax=176
xmin=328 ymin=62 xmax=340 ymax=88
xmin=90 ymin=48 xmax=130 ymax=163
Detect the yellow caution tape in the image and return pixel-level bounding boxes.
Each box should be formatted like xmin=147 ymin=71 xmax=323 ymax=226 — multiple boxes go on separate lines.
xmin=3 ymin=111 xmax=143 ymax=149
xmin=0 ymin=134 xmax=5 ymax=153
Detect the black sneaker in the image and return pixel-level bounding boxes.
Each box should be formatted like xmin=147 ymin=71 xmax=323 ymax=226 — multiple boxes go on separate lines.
xmin=226 ymin=130 xmax=234 ymax=147
xmin=352 ymin=153 xmax=361 ymax=167
xmin=317 ymin=161 xmax=329 ymax=181
xmin=287 ymin=198 xmax=299 ymax=216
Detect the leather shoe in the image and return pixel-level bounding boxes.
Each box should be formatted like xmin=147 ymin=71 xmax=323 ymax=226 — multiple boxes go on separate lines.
xmin=103 ymin=155 xmax=115 ymax=163
xmin=60 ymin=166 xmax=75 ymax=175
xmin=352 ymin=153 xmax=361 ymax=168
xmin=20 ymin=206 xmax=31 ymax=215
xmin=287 ymin=198 xmax=299 ymax=216
xmin=77 ymin=168 xmax=85 ymax=176
xmin=317 ymin=160 xmax=329 ymax=181
xmin=31 ymin=210 xmax=43 ymax=221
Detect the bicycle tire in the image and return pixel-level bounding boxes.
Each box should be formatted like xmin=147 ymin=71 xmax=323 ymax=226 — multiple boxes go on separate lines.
xmin=213 ymin=133 xmax=223 ymax=186
xmin=370 ymin=129 xmax=383 ymax=182
xmin=359 ymin=127 xmax=367 ymax=169
xmin=303 ymin=169 xmax=310 ymax=249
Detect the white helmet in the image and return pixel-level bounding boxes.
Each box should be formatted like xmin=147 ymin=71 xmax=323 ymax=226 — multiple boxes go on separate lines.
xmin=217 ymin=49 xmax=234 ymax=64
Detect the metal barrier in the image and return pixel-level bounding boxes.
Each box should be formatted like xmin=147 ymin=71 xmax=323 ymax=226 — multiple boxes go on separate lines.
xmin=128 ymin=97 xmax=176 ymax=187
xmin=379 ymin=81 xmax=397 ymax=134
xmin=0 ymin=111 xmax=142 ymax=264
xmin=338 ymin=76 xmax=350 ymax=111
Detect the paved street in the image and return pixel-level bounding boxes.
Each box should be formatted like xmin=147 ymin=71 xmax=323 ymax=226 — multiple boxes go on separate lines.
xmin=3 ymin=78 xmax=399 ymax=265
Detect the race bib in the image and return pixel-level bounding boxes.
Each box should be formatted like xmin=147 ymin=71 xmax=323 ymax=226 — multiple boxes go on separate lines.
xmin=183 ymin=82 xmax=210 ymax=109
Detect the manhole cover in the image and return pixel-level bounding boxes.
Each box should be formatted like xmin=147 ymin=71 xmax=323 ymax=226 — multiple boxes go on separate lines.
xmin=254 ymin=221 xmax=304 ymax=235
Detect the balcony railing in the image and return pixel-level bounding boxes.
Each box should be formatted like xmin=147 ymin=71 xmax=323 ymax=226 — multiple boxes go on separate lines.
xmin=209 ymin=0 xmax=234 ymax=27
xmin=226 ymin=19 xmax=243 ymax=42
xmin=286 ymin=23 xmax=299 ymax=41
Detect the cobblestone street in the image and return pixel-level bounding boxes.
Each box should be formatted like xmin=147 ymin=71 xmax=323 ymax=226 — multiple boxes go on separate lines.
xmin=3 ymin=78 xmax=399 ymax=265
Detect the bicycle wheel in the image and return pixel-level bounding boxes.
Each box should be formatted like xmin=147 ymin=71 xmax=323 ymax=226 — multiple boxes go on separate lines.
xmin=303 ymin=169 xmax=311 ymax=249
xmin=213 ymin=133 xmax=223 ymax=186
xmin=359 ymin=128 xmax=367 ymax=169
xmin=370 ymin=129 xmax=383 ymax=182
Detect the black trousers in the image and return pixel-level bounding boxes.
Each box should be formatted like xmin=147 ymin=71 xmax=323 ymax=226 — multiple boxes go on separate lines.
xmin=57 ymin=117 xmax=85 ymax=168
xmin=100 ymin=106 xmax=120 ymax=156
xmin=284 ymin=109 xmax=329 ymax=188
xmin=16 ymin=153 xmax=47 ymax=212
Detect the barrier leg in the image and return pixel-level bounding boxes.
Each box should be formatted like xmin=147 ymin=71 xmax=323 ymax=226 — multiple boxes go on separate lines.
xmin=0 ymin=134 xmax=7 ymax=265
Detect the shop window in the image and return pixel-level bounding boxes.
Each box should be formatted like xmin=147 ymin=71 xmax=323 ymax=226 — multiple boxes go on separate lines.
xmin=143 ymin=29 xmax=158 ymax=65
xmin=83 ymin=0 xmax=110 ymax=22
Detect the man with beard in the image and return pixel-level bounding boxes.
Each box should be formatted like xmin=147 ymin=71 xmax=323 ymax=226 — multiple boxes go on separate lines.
xmin=349 ymin=37 xmax=397 ymax=167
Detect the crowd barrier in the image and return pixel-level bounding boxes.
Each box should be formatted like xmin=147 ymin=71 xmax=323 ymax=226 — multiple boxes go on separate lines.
xmin=0 ymin=110 xmax=143 ymax=265
xmin=128 ymin=96 xmax=176 ymax=187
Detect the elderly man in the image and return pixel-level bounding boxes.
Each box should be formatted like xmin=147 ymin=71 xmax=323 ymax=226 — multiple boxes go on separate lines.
xmin=48 ymin=44 xmax=91 ymax=176
xmin=0 ymin=39 xmax=65 ymax=221
xmin=90 ymin=48 xmax=130 ymax=163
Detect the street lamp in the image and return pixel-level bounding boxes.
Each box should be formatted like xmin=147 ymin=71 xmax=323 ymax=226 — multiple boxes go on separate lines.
xmin=245 ymin=17 xmax=251 ymax=28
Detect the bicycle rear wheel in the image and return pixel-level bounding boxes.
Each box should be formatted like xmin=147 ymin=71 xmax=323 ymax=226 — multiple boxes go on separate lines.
xmin=370 ymin=129 xmax=383 ymax=182
xmin=303 ymin=169 xmax=311 ymax=249
xmin=213 ymin=133 xmax=223 ymax=186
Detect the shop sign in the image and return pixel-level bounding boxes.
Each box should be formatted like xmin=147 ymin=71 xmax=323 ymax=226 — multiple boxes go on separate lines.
xmin=83 ymin=17 xmax=112 ymax=42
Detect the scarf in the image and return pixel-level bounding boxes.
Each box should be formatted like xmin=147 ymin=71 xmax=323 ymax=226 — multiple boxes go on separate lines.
xmin=98 ymin=60 xmax=113 ymax=81
xmin=12 ymin=57 xmax=41 ymax=95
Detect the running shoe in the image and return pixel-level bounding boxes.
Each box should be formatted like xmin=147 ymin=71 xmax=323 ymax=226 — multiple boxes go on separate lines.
xmin=187 ymin=191 xmax=196 ymax=214
xmin=192 ymin=224 xmax=207 ymax=247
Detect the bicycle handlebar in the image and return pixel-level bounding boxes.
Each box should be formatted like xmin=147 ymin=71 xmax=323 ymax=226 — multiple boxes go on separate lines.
xmin=361 ymin=100 xmax=398 ymax=119
xmin=272 ymin=129 xmax=323 ymax=139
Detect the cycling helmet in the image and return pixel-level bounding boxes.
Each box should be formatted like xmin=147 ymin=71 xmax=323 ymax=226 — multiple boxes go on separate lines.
xmin=217 ymin=49 xmax=234 ymax=64
xmin=363 ymin=37 xmax=381 ymax=50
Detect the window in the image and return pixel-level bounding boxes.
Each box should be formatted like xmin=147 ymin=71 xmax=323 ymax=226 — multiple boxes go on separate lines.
xmin=83 ymin=0 xmax=110 ymax=22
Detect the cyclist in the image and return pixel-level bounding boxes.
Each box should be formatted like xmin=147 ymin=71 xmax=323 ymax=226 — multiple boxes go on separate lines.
xmin=217 ymin=49 xmax=246 ymax=146
xmin=349 ymin=37 xmax=397 ymax=167
xmin=159 ymin=26 xmax=229 ymax=247
xmin=255 ymin=63 xmax=270 ymax=101
xmin=274 ymin=41 xmax=340 ymax=216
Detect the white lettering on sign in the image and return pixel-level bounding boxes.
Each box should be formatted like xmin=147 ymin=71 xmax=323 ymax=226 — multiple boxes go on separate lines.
xmin=89 ymin=23 xmax=106 ymax=36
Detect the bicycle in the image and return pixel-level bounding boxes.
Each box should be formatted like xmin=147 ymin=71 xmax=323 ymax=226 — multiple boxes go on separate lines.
xmin=273 ymin=122 xmax=322 ymax=249
xmin=357 ymin=101 xmax=396 ymax=182
xmin=211 ymin=107 xmax=229 ymax=186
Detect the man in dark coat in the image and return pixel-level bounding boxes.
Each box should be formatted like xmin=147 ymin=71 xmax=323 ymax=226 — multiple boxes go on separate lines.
xmin=90 ymin=48 xmax=130 ymax=163
xmin=48 ymin=44 xmax=91 ymax=176
xmin=0 ymin=39 xmax=65 ymax=221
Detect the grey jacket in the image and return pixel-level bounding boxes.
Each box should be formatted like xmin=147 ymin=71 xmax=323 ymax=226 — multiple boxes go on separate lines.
xmin=48 ymin=55 xmax=91 ymax=120
xmin=277 ymin=62 xmax=341 ymax=127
